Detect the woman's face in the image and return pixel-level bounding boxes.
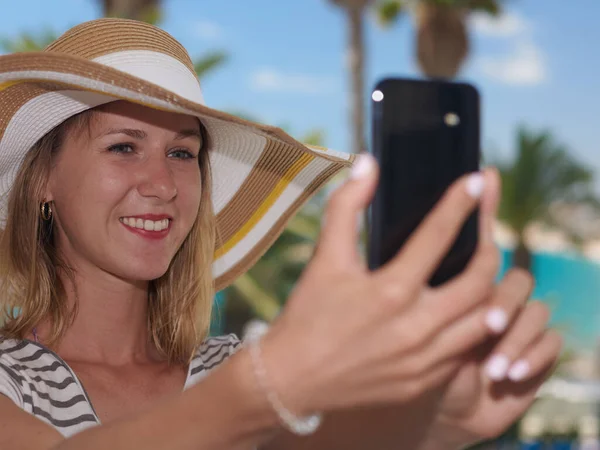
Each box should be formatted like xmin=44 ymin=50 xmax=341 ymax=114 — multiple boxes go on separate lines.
xmin=46 ymin=101 xmax=203 ymax=282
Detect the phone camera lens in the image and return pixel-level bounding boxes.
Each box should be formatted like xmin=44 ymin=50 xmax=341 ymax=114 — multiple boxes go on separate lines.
xmin=444 ymin=112 xmax=460 ymax=127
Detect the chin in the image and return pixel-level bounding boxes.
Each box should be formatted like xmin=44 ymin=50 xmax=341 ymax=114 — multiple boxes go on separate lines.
xmin=115 ymin=259 xmax=172 ymax=282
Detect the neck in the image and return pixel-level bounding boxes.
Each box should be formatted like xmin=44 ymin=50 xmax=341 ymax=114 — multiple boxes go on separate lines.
xmin=34 ymin=265 xmax=159 ymax=366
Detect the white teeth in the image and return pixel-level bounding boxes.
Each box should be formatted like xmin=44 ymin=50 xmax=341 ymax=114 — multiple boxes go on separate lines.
xmin=121 ymin=217 xmax=170 ymax=231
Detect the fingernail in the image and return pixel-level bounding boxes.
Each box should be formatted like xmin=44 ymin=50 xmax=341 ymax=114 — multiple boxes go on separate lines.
xmin=466 ymin=172 xmax=484 ymax=198
xmin=508 ymin=360 xmax=530 ymax=382
xmin=485 ymin=308 xmax=508 ymax=334
xmin=486 ymin=354 xmax=510 ymax=381
xmin=350 ymin=154 xmax=374 ymax=180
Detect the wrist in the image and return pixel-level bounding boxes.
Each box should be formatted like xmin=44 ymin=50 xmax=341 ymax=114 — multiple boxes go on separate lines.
xmin=259 ymin=324 xmax=323 ymax=419
xmin=419 ymin=435 xmax=463 ymax=450
xmin=419 ymin=418 xmax=472 ymax=450
xmin=212 ymin=347 xmax=283 ymax=443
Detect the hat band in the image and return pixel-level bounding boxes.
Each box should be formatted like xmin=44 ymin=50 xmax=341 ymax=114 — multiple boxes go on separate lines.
xmin=93 ymin=50 xmax=205 ymax=105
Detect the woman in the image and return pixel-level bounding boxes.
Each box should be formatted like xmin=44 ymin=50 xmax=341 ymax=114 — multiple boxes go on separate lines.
xmin=0 ymin=18 xmax=560 ymax=449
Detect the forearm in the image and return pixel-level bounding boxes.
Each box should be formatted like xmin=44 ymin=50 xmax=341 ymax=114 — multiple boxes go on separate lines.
xmin=265 ymin=393 xmax=444 ymax=450
xmin=53 ymin=350 xmax=279 ymax=450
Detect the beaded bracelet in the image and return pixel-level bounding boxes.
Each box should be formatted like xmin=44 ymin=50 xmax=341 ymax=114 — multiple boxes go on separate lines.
xmin=244 ymin=321 xmax=322 ymax=436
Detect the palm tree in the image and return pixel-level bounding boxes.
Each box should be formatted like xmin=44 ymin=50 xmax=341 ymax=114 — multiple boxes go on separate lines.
xmin=101 ymin=0 xmax=162 ymax=23
xmin=328 ymin=0 xmax=374 ymax=155
xmin=376 ymin=0 xmax=502 ymax=78
xmin=496 ymin=127 xmax=598 ymax=271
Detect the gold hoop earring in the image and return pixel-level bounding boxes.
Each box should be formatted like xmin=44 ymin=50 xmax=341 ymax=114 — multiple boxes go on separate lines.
xmin=40 ymin=201 xmax=53 ymax=221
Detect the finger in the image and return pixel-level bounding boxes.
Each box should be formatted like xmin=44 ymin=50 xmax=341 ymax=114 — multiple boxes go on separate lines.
xmin=377 ymin=168 xmax=496 ymax=286
xmin=419 ymin=235 xmax=499 ymax=333
xmin=430 ymin=169 xmax=502 ymax=317
xmin=484 ymin=269 xmax=535 ymax=335
xmin=478 ymin=166 xmax=501 ymax=245
xmin=484 ymin=301 xmax=551 ymax=382
xmin=410 ymin=300 xmax=490 ymax=363
xmin=316 ymin=153 xmax=379 ymax=269
xmin=388 ymin=358 xmax=460 ymax=403
xmin=506 ymin=330 xmax=563 ymax=382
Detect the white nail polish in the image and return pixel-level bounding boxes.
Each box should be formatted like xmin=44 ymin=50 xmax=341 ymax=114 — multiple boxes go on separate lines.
xmin=486 ymin=354 xmax=510 ymax=381
xmin=350 ymin=154 xmax=374 ymax=180
xmin=466 ymin=173 xmax=484 ymax=198
xmin=485 ymin=308 xmax=508 ymax=334
xmin=508 ymin=360 xmax=530 ymax=381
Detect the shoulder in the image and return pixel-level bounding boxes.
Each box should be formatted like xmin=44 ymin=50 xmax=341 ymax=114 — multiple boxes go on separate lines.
xmin=0 ymin=337 xmax=77 ymax=405
xmin=0 ymin=337 xmax=61 ymax=407
xmin=186 ymin=333 xmax=243 ymax=386
xmin=0 ymin=338 xmax=27 ymax=406
xmin=195 ymin=333 xmax=242 ymax=369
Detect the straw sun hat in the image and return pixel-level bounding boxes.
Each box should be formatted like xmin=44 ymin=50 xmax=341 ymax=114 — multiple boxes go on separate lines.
xmin=0 ymin=18 xmax=354 ymax=290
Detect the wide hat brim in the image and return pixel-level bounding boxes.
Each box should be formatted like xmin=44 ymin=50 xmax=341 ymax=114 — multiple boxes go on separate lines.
xmin=0 ymin=50 xmax=354 ymax=291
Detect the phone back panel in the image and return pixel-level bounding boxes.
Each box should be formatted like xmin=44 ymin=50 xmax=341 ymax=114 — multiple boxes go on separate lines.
xmin=368 ymin=78 xmax=480 ymax=286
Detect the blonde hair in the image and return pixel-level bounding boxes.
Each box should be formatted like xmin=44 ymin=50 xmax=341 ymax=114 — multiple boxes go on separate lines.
xmin=0 ymin=107 xmax=216 ymax=365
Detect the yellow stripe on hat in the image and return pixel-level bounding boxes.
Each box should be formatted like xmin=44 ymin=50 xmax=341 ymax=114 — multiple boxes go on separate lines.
xmin=214 ymin=152 xmax=315 ymax=259
xmin=0 ymin=81 xmax=24 ymax=91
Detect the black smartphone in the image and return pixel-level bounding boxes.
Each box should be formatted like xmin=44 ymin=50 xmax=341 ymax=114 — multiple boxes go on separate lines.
xmin=367 ymin=77 xmax=480 ymax=286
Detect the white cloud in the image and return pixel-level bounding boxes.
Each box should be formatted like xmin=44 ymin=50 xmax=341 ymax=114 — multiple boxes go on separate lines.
xmin=250 ymin=68 xmax=336 ymax=94
xmin=478 ymin=41 xmax=547 ymax=86
xmin=470 ymin=11 xmax=531 ymax=38
xmin=469 ymin=10 xmax=548 ymax=86
xmin=192 ymin=20 xmax=223 ymax=40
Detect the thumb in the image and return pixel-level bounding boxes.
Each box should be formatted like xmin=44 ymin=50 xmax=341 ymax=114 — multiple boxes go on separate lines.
xmin=316 ymin=153 xmax=379 ymax=270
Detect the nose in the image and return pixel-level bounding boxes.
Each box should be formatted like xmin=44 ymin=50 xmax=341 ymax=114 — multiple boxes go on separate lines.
xmin=136 ymin=154 xmax=178 ymax=201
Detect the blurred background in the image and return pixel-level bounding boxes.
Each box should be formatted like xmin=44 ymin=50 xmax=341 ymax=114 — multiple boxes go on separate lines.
xmin=3 ymin=0 xmax=600 ymax=447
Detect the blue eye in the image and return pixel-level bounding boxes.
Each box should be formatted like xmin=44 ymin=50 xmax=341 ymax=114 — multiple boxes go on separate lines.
xmin=169 ymin=149 xmax=196 ymax=160
xmin=108 ymin=144 xmax=134 ymax=154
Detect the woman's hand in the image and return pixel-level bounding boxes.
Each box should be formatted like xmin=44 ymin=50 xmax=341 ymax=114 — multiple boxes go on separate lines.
xmin=261 ymin=153 xmax=505 ymax=416
xmin=422 ymin=269 xmax=562 ymax=450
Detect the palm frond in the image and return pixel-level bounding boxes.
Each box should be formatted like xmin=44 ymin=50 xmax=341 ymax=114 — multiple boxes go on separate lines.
xmin=465 ymin=0 xmax=502 ymax=16
xmin=139 ymin=5 xmax=163 ymax=25
xmin=374 ymin=0 xmax=406 ymax=27
xmin=230 ymin=273 xmax=281 ymax=321
xmin=301 ymin=129 xmax=326 ymax=147
xmin=498 ymin=125 xmax=599 ymax=239
xmin=193 ymin=51 xmax=228 ymax=79
xmin=0 ymin=29 xmax=58 ymax=52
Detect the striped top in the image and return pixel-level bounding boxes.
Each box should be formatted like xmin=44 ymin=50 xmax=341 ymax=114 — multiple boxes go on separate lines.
xmin=0 ymin=334 xmax=242 ymax=438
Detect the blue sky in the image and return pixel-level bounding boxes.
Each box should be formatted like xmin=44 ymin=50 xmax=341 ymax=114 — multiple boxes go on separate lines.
xmin=3 ymin=0 xmax=600 ymax=185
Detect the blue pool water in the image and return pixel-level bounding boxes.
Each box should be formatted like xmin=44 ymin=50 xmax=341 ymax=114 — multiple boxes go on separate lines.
xmin=499 ymin=248 xmax=600 ymax=351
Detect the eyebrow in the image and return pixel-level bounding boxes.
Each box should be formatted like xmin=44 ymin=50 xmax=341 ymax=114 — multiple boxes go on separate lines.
xmin=174 ymin=128 xmax=202 ymax=141
xmin=102 ymin=128 xmax=202 ymax=141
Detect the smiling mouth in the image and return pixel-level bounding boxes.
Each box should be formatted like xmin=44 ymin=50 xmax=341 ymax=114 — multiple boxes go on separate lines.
xmin=119 ymin=217 xmax=171 ymax=232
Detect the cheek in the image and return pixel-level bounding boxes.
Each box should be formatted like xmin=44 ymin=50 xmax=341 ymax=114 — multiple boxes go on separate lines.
xmin=54 ymin=165 xmax=131 ymax=224
xmin=176 ymin=169 xmax=203 ymax=225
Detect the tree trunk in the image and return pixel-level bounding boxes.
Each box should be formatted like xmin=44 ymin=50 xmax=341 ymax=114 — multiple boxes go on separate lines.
xmin=347 ymin=5 xmax=367 ymax=154
xmin=513 ymin=238 xmax=532 ymax=272
xmin=414 ymin=2 xmax=469 ymax=79
xmin=102 ymin=0 xmax=160 ymax=20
